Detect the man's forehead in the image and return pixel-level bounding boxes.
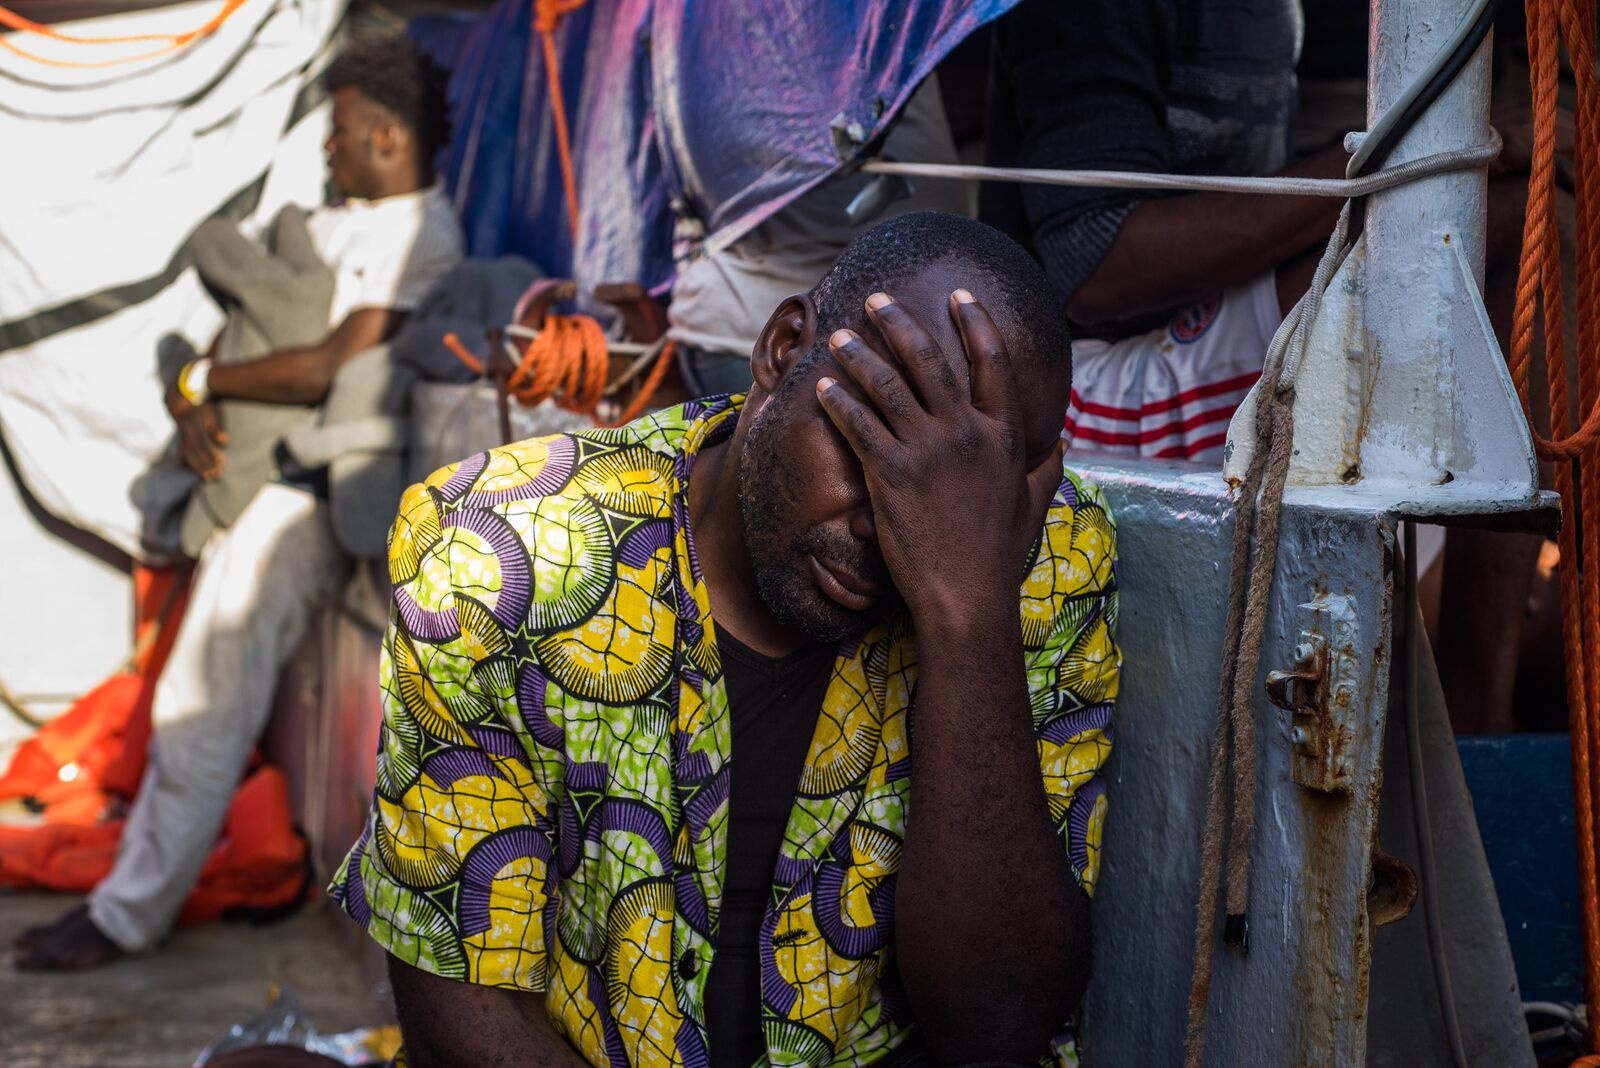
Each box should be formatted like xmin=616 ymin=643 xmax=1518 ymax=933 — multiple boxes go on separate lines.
xmin=868 ymin=268 xmax=989 ymax=346
xmin=332 ymin=87 xmax=383 ymax=122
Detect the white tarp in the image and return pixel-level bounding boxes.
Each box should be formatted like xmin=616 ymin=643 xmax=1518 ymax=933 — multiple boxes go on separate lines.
xmin=0 ymin=0 xmax=346 ymax=558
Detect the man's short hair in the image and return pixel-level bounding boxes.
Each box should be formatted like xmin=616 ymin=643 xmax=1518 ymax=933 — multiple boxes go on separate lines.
xmin=322 ymin=32 xmax=451 ymax=163
xmin=809 ymin=211 xmax=1073 ymax=369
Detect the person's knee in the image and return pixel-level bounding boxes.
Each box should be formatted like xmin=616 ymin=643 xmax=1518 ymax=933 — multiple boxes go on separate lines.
xmin=201 ymin=496 xmax=341 ymax=623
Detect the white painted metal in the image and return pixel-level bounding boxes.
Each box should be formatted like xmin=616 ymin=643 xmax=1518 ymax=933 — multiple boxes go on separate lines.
xmin=1077 ymin=457 xmax=1399 ymax=1065
xmin=1080 ymin=2 xmax=1541 ymax=1062
xmin=1229 ymin=0 xmax=1543 ymax=509
xmin=1075 ymin=454 xmax=1535 ymax=1066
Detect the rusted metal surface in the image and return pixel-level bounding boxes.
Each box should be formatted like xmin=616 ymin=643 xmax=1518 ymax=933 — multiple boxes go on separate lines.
xmin=1074 ymin=456 xmax=1530 ymax=1065
xmin=1367 ymin=846 xmax=1419 ymax=929
xmin=1076 ymin=458 xmax=1401 ymax=1065
xmin=1266 ymin=591 xmax=1367 ymax=794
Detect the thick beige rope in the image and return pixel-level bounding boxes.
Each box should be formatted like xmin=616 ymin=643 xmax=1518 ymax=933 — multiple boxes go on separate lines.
xmin=1182 ymin=208 xmax=1352 ymax=1067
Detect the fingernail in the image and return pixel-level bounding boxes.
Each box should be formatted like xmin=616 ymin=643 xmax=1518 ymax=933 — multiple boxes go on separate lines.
xmin=830 ymin=329 xmax=855 ymax=348
xmin=865 ymin=292 xmax=892 ymax=311
xmin=953 ymin=288 xmax=975 ymax=304
xmin=817 ymin=376 xmax=836 ymax=392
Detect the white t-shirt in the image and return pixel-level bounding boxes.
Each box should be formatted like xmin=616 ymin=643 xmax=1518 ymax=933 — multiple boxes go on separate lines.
xmin=305 ymin=184 xmax=464 ymax=328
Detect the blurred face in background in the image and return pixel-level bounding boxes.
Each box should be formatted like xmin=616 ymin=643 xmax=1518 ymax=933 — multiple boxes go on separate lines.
xmin=324 ymin=87 xmax=398 ymax=200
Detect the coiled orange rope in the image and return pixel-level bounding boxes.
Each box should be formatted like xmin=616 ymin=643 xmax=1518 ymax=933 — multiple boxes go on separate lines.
xmin=0 ymin=0 xmax=247 ymax=68
xmin=1508 ymin=0 xmax=1600 ymax=1058
xmin=442 ymin=0 xmax=673 ymax=433
xmin=444 ymin=320 xmax=676 ymax=429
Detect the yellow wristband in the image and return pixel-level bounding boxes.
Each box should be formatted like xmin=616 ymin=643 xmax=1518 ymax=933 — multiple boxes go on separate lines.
xmin=177 ymin=358 xmax=212 ymax=406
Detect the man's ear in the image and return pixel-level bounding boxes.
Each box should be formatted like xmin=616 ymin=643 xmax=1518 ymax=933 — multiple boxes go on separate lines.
xmin=372 ymin=121 xmax=409 ymax=160
xmin=750 ymin=293 xmax=817 ymax=396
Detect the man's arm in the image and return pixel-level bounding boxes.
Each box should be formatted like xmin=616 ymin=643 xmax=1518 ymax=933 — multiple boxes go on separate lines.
xmin=1065 ymin=145 xmax=1350 ymax=327
xmin=206 ymin=306 xmax=404 ymax=405
xmin=895 ymin=583 xmax=1089 ymax=1058
xmin=817 ymin=292 xmax=1090 ymax=1060
xmin=1073 ymin=98 xmax=1573 ymax=327
xmin=388 ymin=956 xmax=588 ymax=1068
xmin=163 ymin=308 xmax=401 ymax=478
xmin=990 ymin=0 xmax=1345 ymax=328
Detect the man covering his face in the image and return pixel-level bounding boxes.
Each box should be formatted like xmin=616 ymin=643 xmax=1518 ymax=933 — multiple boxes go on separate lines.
xmin=334 ymin=212 xmax=1120 ymax=1067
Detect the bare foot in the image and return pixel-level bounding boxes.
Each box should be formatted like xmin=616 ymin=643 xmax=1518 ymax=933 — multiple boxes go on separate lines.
xmin=12 ymin=904 xmax=126 ymax=971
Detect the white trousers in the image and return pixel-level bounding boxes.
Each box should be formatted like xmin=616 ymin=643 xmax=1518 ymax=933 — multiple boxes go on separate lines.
xmin=89 ymin=483 xmax=349 ymax=952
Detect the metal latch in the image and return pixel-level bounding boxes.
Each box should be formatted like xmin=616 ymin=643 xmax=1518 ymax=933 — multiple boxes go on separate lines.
xmin=1266 ymin=593 xmax=1362 ymax=793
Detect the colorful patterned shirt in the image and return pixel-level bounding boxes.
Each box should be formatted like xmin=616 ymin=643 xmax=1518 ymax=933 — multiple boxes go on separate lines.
xmin=333 ymin=396 xmax=1119 ymax=1067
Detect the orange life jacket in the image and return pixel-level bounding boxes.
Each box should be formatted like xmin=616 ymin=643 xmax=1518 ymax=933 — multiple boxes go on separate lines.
xmin=0 ymin=566 xmax=311 ymax=922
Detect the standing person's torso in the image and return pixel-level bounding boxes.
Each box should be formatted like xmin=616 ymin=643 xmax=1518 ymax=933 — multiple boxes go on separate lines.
xmin=1164 ymin=0 xmax=1302 ymax=180
xmin=980 ymin=0 xmax=1303 ymax=337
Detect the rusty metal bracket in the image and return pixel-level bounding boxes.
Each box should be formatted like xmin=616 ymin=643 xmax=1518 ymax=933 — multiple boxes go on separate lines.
xmin=1266 ymin=591 xmax=1362 ymax=793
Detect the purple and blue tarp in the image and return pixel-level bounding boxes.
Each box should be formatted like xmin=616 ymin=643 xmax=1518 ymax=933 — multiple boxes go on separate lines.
xmin=411 ymin=0 xmax=1019 ymax=298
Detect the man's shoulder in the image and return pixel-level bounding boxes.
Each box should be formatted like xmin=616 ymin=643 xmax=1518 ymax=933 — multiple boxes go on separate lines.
xmin=1051 ymin=464 xmax=1117 ymax=534
xmin=1018 ymin=462 xmax=1119 ymax=671
xmin=316 ymin=186 xmax=460 ymax=252
xmin=1023 ymin=462 xmax=1118 ymax=629
xmin=391 ymin=404 xmax=714 ymax=593
xmin=414 ymin=419 xmax=681 ymax=519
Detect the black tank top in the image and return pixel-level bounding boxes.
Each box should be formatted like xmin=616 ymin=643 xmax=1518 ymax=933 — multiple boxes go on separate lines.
xmin=704 ymin=630 xmax=834 ymax=1067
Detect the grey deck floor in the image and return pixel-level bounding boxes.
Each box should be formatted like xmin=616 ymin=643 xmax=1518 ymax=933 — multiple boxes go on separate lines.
xmin=0 ymin=892 xmax=393 ymax=1068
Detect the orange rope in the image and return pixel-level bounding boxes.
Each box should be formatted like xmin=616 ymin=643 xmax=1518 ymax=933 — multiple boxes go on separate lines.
xmin=533 ymin=0 xmax=586 ymax=242
xmin=444 ymin=317 xmax=676 ymax=429
xmin=1509 ymin=0 xmax=1600 ymax=1059
xmin=442 ymin=0 xmax=674 ymax=433
xmin=608 ymin=334 xmax=679 ymax=428
xmin=0 ymin=0 xmax=247 ymax=68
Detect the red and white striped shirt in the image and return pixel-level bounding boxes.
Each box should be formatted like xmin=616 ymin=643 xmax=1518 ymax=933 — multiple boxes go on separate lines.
xmin=1063 ymin=275 xmax=1281 ymax=465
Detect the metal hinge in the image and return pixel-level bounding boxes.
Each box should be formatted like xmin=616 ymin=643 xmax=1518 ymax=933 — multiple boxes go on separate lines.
xmin=1266 ymin=592 xmax=1362 ymax=793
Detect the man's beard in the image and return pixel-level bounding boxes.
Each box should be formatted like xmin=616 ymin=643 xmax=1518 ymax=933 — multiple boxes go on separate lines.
xmin=736 ymin=397 xmax=894 ymax=645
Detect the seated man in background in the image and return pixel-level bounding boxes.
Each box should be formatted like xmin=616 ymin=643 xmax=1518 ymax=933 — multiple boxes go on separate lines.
xmin=333 ymin=212 xmax=1118 ymax=1065
xmin=15 ymin=31 xmax=464 ymax=970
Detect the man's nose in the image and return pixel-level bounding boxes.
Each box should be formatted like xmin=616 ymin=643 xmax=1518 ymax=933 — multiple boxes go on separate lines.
xmin=847 ymin=505 xmax=877 ymax=546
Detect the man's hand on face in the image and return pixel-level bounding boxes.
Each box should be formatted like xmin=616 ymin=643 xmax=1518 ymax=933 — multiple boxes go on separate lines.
xmin=816 ymin=289 xmax=1063 ymax=633
xmin=165 ymin=383 xmax=228 ymax=481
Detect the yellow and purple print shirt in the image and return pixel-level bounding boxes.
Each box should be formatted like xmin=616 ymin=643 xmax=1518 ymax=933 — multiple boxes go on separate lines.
xmin=333 ymin=396 xmax=1119 ymax=1067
